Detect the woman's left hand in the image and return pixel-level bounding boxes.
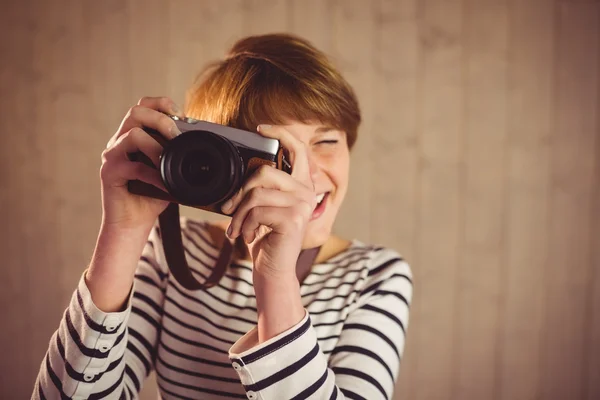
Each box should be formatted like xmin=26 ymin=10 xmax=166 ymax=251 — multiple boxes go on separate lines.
xmin=221 ymin=124 xmax=317 ymax=280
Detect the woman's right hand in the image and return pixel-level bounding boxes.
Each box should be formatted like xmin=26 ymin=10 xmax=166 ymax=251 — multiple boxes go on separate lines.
xmin=85 ymin=97 xmax=185 ymax=312
xmin=100 ymin=96 xmax=184 ymax=232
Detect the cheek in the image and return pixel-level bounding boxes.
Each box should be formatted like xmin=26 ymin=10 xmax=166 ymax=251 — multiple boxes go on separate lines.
xmin=315 ymin=147 xmax=350 ymax=195
xmin=331 ymin=154 xmax=350 ymax=196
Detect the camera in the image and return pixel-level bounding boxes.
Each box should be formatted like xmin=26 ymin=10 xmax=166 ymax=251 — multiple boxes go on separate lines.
xmin=127 ymin=115 xmax=291 ymax=214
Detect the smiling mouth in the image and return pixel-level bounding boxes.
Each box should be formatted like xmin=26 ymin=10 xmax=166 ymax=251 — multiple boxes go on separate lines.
xmin=311 ymin=192 xmax=330 ymax=220
xmin=316 ymin=192 xmax=326 ymax=205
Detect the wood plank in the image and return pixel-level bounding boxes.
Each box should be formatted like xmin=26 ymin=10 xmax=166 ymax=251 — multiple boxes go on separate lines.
xmin=288 ymin=0 xmax=333 ymax=53
xmin=330 ymin=0 xmax=375 ymax=243
xmin=128 ymin=0 xmax=170 ymax=98
xmin=241 ymin=0 xmax=289 ymax=34
xmin=410 ymin=0 xmax=464 ymax=398
xmin=0 ymin=1 xmax=44 ymax=395
xmin=560 ymin=0 xmax=600 ymax=3
xmin=23 ymin=0 xmax=82 ymax=393
xmin=587 ymin=65 xmax=600 ymax=400
xmin=586 ymin=9 xmax=600 ymax=399
xmin=453 ymin=1 xmax=509 ymax=399
xmin=497 ymin=1 xmax=554 ymax=399
xmin=542 ymin=2 xmax=600 ymax=399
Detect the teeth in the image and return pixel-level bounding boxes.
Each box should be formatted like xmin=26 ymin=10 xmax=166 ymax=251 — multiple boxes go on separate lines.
xmin=316 ymin=193 xmax=326 ymax=204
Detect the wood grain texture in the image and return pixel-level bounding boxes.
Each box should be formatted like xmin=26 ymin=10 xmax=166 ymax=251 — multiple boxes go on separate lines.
xmin=586 ymin=9 xmax=600 ymax=399
xmin=410 ymin=0 xmax=464 ymax=398
xmin=0 ymin=0 xmax=46 ymax=393
xmin=242 ymin=0 xmax=289 ymax=34
xmin=587 ymin=64 xmax=600 ymax=399
xmin=454 ymin=1 xmax=508 ymax=399
xmin=288 ymin=0 xmax=334 ymax=53
xmin=497 ymin=2 xmax=554 ymax=400
xmin=1 ymin=0 xmax=599 ymax=399
xmin=543 ymin=2 xmax=600 ymax=399
xmin=23 ymin=0 xmax=82 ymax=390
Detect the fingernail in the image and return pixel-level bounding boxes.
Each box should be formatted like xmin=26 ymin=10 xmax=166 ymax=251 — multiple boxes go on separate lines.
xmin=257 ymin=124 xmax=272 ymax=132
xmin=170 ymin=124 xmax=182 ymax=138
xmin=171 ymin=103 xmax=182 ymax=116
xmin=226 ymin=224 xmax=233 ymax=238
xmin=221 ymin=198 xmax=233 ymax=214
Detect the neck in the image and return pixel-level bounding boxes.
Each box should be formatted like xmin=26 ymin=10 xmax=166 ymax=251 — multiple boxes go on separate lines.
xmin=314 ymin=235 xmax=352 ymax=263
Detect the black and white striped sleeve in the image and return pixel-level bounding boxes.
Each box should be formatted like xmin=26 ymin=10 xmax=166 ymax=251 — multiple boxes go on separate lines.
xmin=228 ymin=250 xmax=413 ymax=400
xmin=329 ymin=251 xmax=412 ymax=399
xmin=32 ymin=225 xmax=169 ymax=399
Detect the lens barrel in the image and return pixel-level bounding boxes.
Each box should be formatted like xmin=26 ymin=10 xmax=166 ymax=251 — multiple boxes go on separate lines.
xmin=160 ymin=131 xmax=244 ymax=206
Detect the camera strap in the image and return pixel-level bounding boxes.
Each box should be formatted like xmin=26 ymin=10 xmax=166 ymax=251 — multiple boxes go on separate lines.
xmin=158 ymin=203 xmax=320 ymax=290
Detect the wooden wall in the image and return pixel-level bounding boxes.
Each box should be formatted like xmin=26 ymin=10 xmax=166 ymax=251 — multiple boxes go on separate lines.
xmin=1 ymin=0 xmax=598 ymax=399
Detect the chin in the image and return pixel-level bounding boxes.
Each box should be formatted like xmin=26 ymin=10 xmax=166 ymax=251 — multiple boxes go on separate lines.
xmin=302 ymin=221 xmax=333 ymax=249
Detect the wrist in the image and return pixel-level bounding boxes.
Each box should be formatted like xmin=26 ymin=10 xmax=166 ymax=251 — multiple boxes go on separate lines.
xmin=253 ymin=266 xmax=297 ymax=282
xmin=253 ymin=270 xmax=299 ymax=293
xmin=91 ymin=223 xmax=150 ymax=273
xmin=86 ymin=223 xmax=152 ymax=312
xmin=253 ymin=272 xmax=305 ymax=343
xmin=100 ymin=217 xmax=155 ymax=239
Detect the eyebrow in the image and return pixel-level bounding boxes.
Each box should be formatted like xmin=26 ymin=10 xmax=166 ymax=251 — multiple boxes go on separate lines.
xmin=315 ymin=126 xmax=336 ymax=133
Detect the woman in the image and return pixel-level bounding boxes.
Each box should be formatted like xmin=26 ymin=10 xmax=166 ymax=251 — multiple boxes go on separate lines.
xmin=34 ymin=33 xmax=413 ymax=400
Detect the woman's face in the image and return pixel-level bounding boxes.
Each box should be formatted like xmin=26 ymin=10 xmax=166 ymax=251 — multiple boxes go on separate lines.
xmin=281 ymin=121 xmax=350 ymax=249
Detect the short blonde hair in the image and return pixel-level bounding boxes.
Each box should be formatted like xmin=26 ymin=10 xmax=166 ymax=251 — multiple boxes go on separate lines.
xmin=185 ymin=33 xmax=361 ymax=148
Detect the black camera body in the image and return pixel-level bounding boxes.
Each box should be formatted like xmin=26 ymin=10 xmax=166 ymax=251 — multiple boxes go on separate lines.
xmin=128 ymin=115 xmax=290 ymax=214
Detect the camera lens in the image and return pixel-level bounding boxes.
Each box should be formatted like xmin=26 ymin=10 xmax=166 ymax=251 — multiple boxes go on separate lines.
xmin=181 ymin=150 xmax=219 ymax=187
xmin=160 ymin=131 xmax=243 ymax=206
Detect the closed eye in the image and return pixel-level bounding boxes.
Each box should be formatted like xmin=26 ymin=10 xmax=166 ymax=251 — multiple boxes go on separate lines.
xmin=315 ymin=140 xmax=339 ymax=145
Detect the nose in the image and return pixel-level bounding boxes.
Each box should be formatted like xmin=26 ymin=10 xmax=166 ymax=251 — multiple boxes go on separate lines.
xmin=307 ymin=151 xmax=320 ymax=183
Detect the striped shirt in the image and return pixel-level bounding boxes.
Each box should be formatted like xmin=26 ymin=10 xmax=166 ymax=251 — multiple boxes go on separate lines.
xmin=33 ymin=217 xmax=413 ymax=399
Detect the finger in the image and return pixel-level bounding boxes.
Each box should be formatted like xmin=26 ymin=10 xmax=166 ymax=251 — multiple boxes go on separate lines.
xmin=110 ymin=105 xmax=181 ymax=147
xmin=106 ymin=99 xmax=183 ymax=149
xmin=101 ymin=157 xmax=167 ymax=192
xmin=236 ymin=203 xmax=312 ymax=244
xmin=137 ymin=96 xmax=185 ymax=118
xmin=257 ymin=124 xmax=313 ymax=189
xmin=221 ymin=165 xmax=315 ymax=215
xmin=227 ymin=188 xmax=301 ymax=239
xmin=104 ymin=127 xmax=163 ymax=168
